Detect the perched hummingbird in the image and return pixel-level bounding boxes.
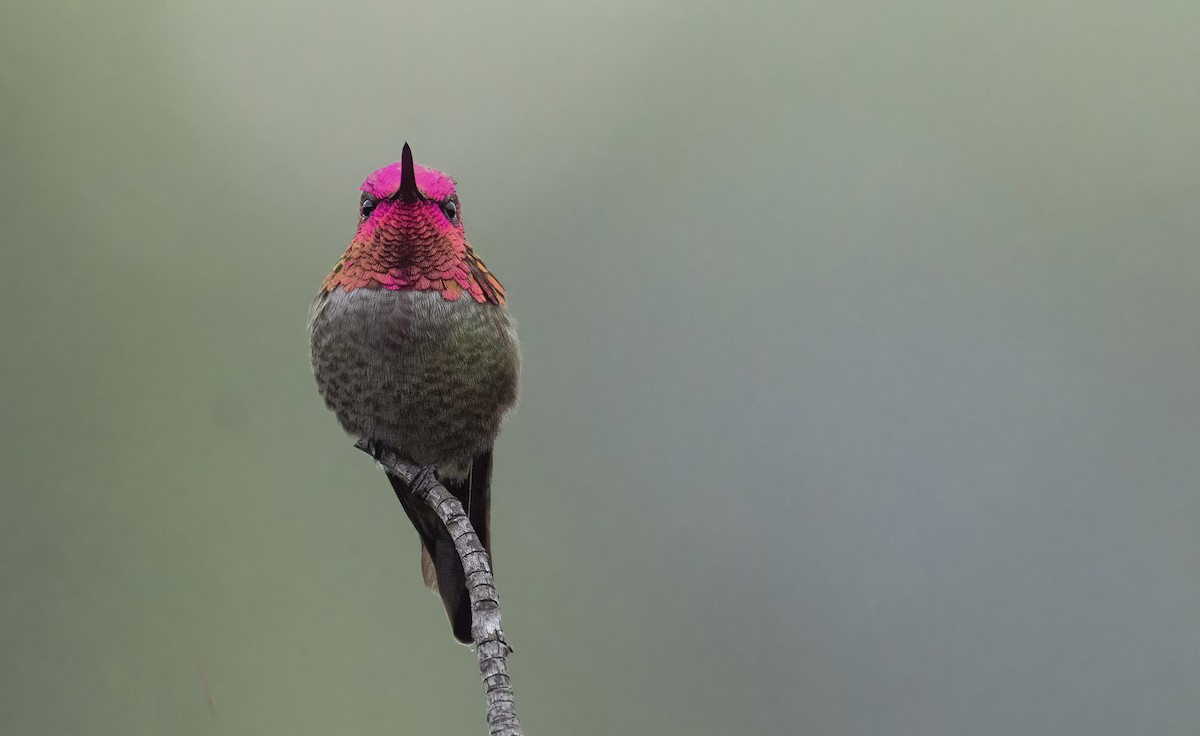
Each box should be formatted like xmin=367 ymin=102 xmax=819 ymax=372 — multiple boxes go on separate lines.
xmin=310 ymin=143 xmax=520 ymax=643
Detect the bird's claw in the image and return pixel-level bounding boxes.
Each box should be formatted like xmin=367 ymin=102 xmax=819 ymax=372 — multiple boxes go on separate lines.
xmin=410 ymin=464 xmax=440 ymax=498
xmin=360 ymin=437 xmax=390 ymax=463
xmin=367 ymin=439 xmax=382 ymax=462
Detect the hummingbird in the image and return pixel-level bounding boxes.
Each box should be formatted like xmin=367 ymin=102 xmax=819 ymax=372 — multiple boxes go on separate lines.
xmin=310 ymin=143 xmax=520 ymax=643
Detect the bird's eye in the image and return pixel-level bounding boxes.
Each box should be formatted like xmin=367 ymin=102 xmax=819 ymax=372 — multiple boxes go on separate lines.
xmin=360 ymin=195 xmax=378 ymax=220
xmin=441 ymin=197 xmax=459 ymax=222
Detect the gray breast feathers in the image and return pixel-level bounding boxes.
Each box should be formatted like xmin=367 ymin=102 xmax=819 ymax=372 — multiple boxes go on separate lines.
xmin=310 ymin=288 xmax=520 ymax=474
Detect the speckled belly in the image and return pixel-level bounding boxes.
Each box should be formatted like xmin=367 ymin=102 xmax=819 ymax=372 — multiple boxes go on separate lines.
xmin=310 ymin=288 xmax=520 ymax=476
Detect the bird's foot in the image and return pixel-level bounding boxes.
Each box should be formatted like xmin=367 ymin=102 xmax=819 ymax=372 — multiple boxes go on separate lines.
xmin=409 ymin=464 xmax=440 ymax=499
xmin=360 ymin=437 xmax=393 ymax=463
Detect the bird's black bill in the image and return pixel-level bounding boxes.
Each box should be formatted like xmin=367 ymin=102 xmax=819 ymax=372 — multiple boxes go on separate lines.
xmin=395 ymin=142 xmax=425 ymax=202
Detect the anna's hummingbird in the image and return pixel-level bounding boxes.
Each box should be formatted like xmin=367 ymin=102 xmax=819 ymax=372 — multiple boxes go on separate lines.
xmin=310 ymin=143 xmax=520 ymax=643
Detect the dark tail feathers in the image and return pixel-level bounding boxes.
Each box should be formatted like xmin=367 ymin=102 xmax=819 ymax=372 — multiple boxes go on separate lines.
xmin=387 ymin=452 xmax=493 ymax=644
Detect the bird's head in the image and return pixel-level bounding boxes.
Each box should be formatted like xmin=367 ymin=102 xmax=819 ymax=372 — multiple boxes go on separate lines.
xmin=322 ymin=143 xmax=504 ymax=304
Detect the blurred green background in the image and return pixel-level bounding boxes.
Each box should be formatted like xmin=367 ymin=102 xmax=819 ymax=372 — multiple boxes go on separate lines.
xmin=3 ymin=2 xmax=1199 ymax=734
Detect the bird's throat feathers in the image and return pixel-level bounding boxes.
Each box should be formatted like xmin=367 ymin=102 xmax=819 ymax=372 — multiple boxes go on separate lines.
xmin=322 ymin=229 xmax=505 ymax=305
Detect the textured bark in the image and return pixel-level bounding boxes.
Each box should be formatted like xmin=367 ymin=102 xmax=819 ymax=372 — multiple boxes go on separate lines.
xmin=356 ymin=439 xmax=525 ymax=736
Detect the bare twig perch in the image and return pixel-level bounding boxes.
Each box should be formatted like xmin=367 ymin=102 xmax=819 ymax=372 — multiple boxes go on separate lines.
xmin=355 ymin=439 xmax=525 ymax=736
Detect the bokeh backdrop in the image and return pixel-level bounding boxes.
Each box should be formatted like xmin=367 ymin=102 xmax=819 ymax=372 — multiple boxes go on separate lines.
xmin=3 ymin=2 xmax=1200 ymax=734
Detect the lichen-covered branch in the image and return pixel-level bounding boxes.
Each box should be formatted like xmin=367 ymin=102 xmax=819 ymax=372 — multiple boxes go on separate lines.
xmin=355 ymin=439 xmax=524 ymax=736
